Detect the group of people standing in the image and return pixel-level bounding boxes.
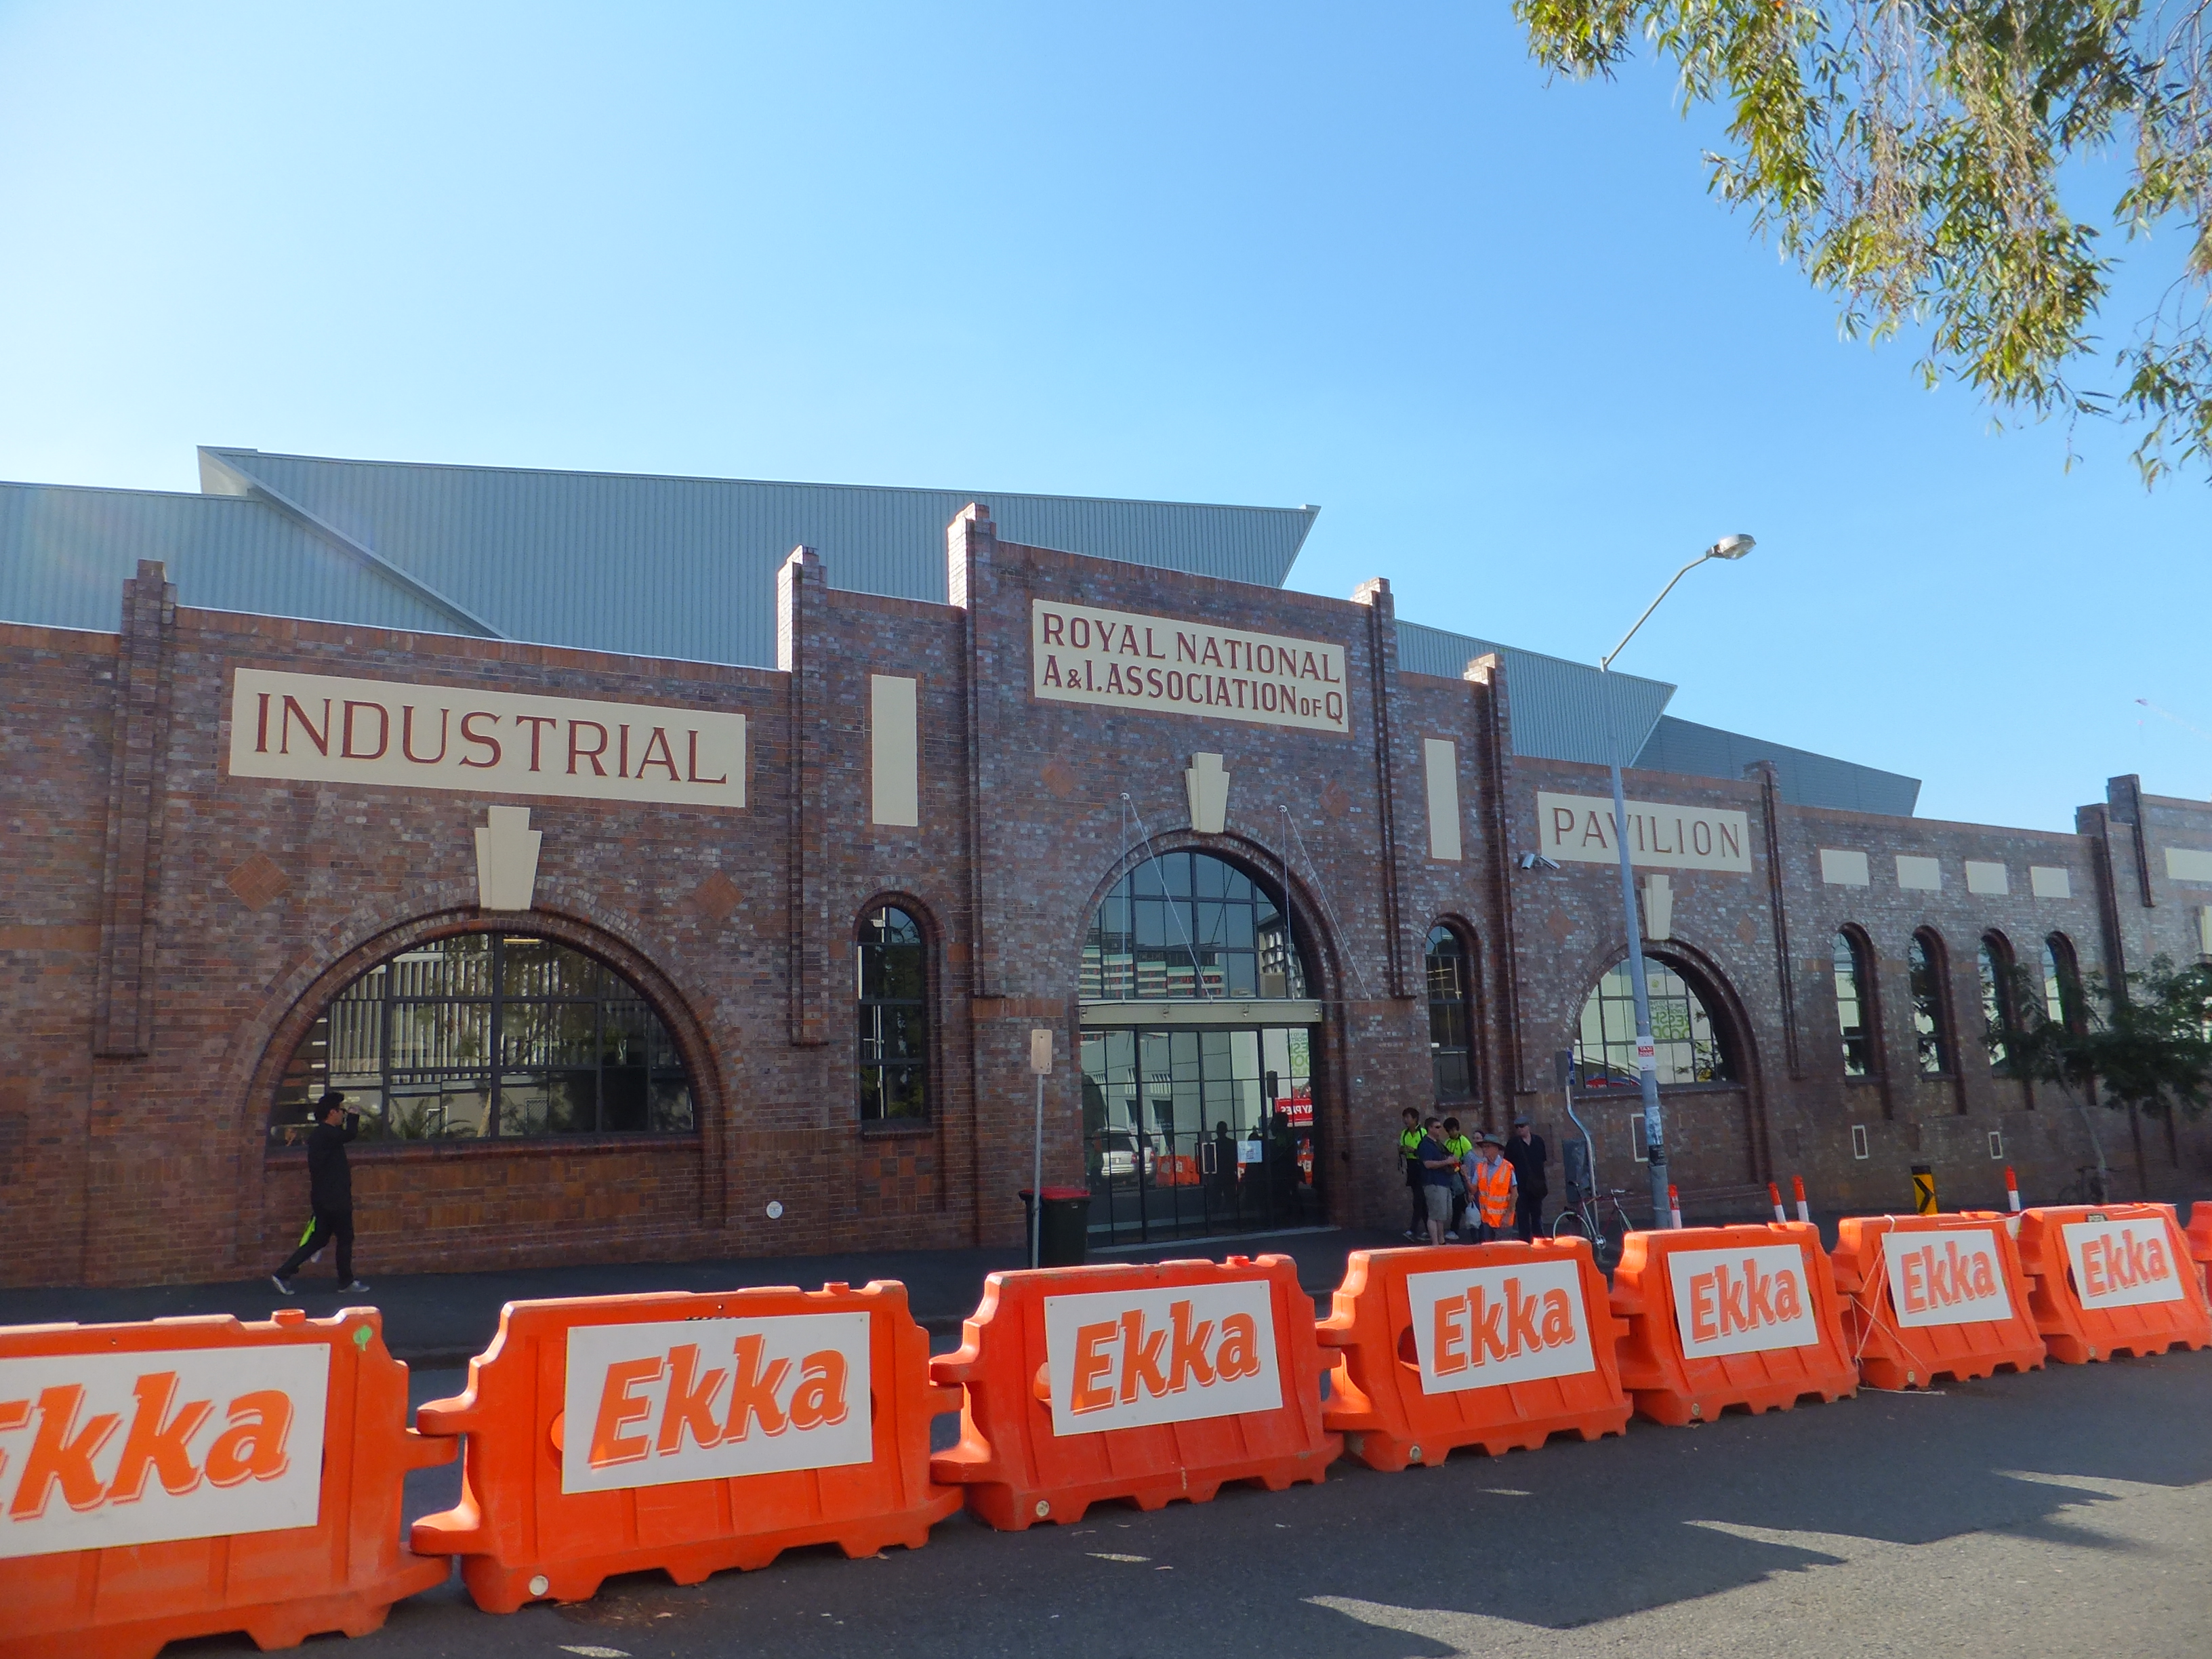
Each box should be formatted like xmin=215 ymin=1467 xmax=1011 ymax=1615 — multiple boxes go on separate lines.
xmin=1397 ymin=1107 xmax=1548 ymax=1247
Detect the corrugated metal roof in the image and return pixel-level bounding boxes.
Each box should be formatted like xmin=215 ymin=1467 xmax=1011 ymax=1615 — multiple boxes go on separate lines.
xmin=202 ymin=448 xmax=1320 ymax=667
xmin=1395 ymin=619 xmax=1677 ymax=766
xmin=1633 ymin=714 xmax=1922 ymax=816
xmin=0 ymin=480 xmax=460 ymax=636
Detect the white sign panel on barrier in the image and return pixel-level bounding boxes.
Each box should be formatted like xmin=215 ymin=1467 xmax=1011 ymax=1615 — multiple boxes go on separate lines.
xmin=1405 ymin=1258 xmax=1593 ymax=1393
xmin=562 ymin=1313 xmax=872 ymax=1494
xmin=1882 ymin=1229 xmax=2014 ymax=1327
xmin=0 ymin=1344 xmax=329 ymax=1560
xmin=2062 ymin=1218 xmax=2186 ymax=1310
xmin=1666 ymin=1244 xmax=1820 ymax=1358
xmin=1042 ymin=1280 xmax=1282 ymax=1434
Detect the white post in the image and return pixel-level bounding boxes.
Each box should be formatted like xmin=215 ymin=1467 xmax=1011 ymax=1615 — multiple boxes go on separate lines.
xmin=1029 ymin=1028 xmax=1053 ymax=1269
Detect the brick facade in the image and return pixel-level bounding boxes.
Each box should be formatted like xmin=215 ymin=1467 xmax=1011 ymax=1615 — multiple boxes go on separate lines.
xmin=3 ymin=529 xmax=2208 ymax=1288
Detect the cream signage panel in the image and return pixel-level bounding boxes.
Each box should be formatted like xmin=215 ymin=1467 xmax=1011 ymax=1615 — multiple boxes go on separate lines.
xmin=1536 ymin=791 xmax=1752 ymax=874
xmin=1031 ymin=600 xmax=1348 ymax=733
xmin=228 ymin=668 xmax=745 ymax=808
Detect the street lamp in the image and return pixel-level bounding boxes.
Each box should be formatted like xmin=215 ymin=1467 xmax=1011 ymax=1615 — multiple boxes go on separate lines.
xmin=1597 ymin=535 xmax=1755 ymax=1229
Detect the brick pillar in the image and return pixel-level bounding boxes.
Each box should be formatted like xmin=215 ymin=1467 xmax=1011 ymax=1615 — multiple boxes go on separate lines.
xmin=947 ymin=503 xmax=1000 ymax=1000
xmin=1351 ymin=577 xmax=1408 ymax=1000
xmin=1465 ymin=651 xmax=1528 ymax=1105
xmin=93 ymin=560 xmax=176 ymax=1059
xmin=777 ymin=546 xmax=830 ymax=1047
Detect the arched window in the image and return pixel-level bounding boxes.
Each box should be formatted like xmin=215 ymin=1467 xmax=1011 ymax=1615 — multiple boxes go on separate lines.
xmin=1425 ymin=925 xmax=1475 ymax=1101
xmin=857 ymin=905 xmax=928 ymax=1121
xmin=1833 ymin=929 xmax=1877 ymax=1077
xmin=1908 ymin=930 xmax=1951 ymax=1074
xmin=270 ymin=932 xmax=695 ymax=1143
xmin=1574 ymin=958 xmax=1734 ymax=1087
xmin=2042 ymin=933 xmax=2082 ymax=1029
xmin=1080 ymin=851 xmax=1307 ymax=1001
xmin=1979 ymin=933 xmax=2018 ymax=1072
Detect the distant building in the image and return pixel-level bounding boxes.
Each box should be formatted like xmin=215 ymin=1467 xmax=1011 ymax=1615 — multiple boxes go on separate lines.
xmin=0 ymin=449 xmax=2200 ymax=1286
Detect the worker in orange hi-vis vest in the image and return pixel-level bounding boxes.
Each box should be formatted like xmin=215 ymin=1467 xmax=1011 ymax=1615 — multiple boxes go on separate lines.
xmin=1461 ymin=1132 xmax=1517 ymax=1243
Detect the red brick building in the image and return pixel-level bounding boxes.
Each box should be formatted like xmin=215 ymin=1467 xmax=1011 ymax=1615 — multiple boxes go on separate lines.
xmin=3 ymin=462 xmax=2207 ymax=1288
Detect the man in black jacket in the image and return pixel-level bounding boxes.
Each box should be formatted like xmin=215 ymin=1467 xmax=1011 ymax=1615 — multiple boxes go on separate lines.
xmin=1502 ymin=1114 xmax=1549 ymax=1242
xmin=272 ymin=1092 xmax=369 ymax=1294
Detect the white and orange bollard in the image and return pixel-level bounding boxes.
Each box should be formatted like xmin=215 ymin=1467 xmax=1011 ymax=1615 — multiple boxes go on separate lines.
xmin=2005 ymin=1165 xmax=2022 ymax=1212
xmin=1769 ymin=1181 xmax=1786 ymax=1223
xmin=1793 ymin=1174 xmax=1811 ymax=1225
xmin=1667 ymin=1184 xmax=1682 ymax=1230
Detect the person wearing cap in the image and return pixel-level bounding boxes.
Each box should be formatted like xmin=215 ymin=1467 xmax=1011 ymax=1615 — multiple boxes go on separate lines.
xmin=1463 ymin=1132 xmax=1517 ymax=1242
xmin=1415 ymin=1115 xmax=1458 ymax=1246
xmin=1502 ymin=1114 xmax=1550 ymax=1242
xmin=272 ymin=1092 xmax=370 ymax=1294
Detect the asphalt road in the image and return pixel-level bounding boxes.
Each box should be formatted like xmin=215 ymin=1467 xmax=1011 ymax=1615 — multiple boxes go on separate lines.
xmin=209 ymin=1347 xmax=2211 ymax=1659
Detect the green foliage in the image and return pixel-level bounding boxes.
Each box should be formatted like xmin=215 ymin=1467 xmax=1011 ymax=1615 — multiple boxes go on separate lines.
xmin=1516 ymin=0 xmax=2212 ymax=483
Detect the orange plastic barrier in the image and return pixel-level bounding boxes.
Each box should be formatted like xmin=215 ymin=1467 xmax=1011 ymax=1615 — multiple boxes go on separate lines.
xmin=1609 ymin=1222 xmax=1858 ymax=1425
xmin=1316 ymin=1239 xmax=1629 ymax=1471
xmin=2188 ymin=1204 xmax=2212 ymax=1298
xmin=412 ymin=1280 xmax=960 ymax=1612
xmin=928 ymin=1254 xmax=1338 ymax=1528
xmin=2013 ymin=1204 xmax=2212 ymax=1364
xmin=0 ymin=1306 xmax=451 ymax=1659
xmin=1831 ymin=1214 xmax=2046 ymax=1389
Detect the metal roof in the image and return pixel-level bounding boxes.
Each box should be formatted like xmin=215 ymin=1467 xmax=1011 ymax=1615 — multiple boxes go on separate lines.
xmin=1394 ymin=619 xmax=1677 ymax=768
xmin=199 ymin=447 xmax=1320 ymax=666
xmin=1632 ymin=714 xmax=1922 ymax=816
xmin=0 ymin=480 xmax=459 ymax=636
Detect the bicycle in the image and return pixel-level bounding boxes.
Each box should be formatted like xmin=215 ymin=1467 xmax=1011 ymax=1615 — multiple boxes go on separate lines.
xmin=2056 ymin=1164 xmax=2112 ymax=1206
xmin=1551 ymin=1186 xmax=1635 ymax=1269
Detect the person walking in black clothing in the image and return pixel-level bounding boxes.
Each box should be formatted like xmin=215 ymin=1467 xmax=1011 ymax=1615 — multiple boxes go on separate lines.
xmin=1502 ymin=1114 xmax=1549 ymax=1242
xmin=272 ymin=1092 xmax=370 ymax=1294
xmin=1396 ymin=1107 xmax=1426 ymax=1240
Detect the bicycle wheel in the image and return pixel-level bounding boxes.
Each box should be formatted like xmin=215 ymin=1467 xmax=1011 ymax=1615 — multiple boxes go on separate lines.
xmin=1552 ymin=1208 xmax=1593 ymax=1244
xmin=1597 ymin=1206 xmax=1631 ymax=1266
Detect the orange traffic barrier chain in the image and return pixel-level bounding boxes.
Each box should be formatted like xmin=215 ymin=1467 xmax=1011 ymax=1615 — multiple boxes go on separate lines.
xmin=411 ymin=1280 xmax=960 ymax=1612
xmin=0 ymin=1306 xmax=451 ymax=1659
xmin=928 ymin=1254 xmax=1338 ymax=1529
xmin=1609 ymin=1223 xmax=1858 ymax=1426
xmin=2013 ymin=1204 xmax=2212 ymax=1365
xmin=1830 ymin=1214 xmax=2046 ymax=1390
xmin=1316 ymin=1238 xmax=1629 ymax=1471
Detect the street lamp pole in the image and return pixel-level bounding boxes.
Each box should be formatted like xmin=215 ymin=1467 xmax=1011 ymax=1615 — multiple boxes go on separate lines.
xmin=1599 ymin=535 xmax=1754 ymax=1229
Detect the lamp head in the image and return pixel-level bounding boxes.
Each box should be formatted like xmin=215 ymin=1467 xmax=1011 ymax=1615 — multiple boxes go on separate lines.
xmin=1706 ymin=533 xmax=1755 ymax=560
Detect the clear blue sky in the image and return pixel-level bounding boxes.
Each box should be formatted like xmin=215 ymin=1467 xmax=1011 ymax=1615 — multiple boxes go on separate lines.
xmin=2 ymin=1 xmax=2204 ymax=832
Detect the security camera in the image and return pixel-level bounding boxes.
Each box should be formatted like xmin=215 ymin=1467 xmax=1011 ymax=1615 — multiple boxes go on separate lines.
xmin=1516 ymin=852 xmax=1560 ymax=872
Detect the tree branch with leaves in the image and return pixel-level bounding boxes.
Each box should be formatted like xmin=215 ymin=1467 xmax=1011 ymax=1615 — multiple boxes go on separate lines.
xmin=1517 ymin=0 xmax=2212 ymax=483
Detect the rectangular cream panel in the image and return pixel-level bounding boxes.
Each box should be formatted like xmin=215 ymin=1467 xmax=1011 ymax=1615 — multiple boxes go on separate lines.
xmin=1535 ymin=792 xmax=1753 ymax=874
xmin=2199 ymin=906 xmax=2212 ymax=956
xmin=869 ymin=674 xmax=920 ymax=827
xmin=1029 ymin=598 xmax=1349 ymax=733
xmin=2164 ymin=846 xmax=2212 ymax=883
xmin=1819 ymin=848 xmax=1870 ymax=886
xmin=1422 ymin=738 xmax=1462 ymax=861
xmin=2029 ymin=865 xmax=2072 ymax=899
xmin=1965 ymin=860 xmax=2009 ymax=896
xmin=1896 ymin=855 xmax=1942 ymax=892
xmin=226 ymin=667 xmax=745 ymax=809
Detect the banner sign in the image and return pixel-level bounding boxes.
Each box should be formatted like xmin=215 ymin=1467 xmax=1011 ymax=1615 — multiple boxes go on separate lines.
xmin=562 ymin=1313 xmax=872 ymax=1494
xmin=1042 ymin=1281 xmax=1282 ymax=1433
xmin=1405 ymin=1259 xmax=1594 ymax=1393
xmin=2062 ymin=1218 xmax=2185 ymax=1310
xmin=1667 ymin=1244 xmax=1818 ymax=1357
xmin=1882 ymin=1228 xmax=2014 ymax=1327
xmin=228 ymin=668 xmax=747 ymax=809
xmin=1031 ymin=600 xmax=1348 ymax=734
xmin=1535 ymin=791 xmax=1752 ymax=874
xmin=0 ymin=1345 xmax=329 ymax=1559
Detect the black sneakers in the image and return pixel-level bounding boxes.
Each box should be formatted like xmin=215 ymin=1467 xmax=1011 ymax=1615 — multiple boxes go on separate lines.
xmin=338 ymin=1280 xmax=371 ymax=1293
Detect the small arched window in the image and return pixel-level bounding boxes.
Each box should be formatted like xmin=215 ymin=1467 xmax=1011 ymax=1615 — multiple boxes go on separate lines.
xmin=1425 ymin=925 xmax=1475 ymax=1101
xmin=1080 ymin=851 xmax=1306 ymax=1001
xmin=857 ymin=905 xmax=928 ymax=1121
xmin=1574 ymin=958 xmax=1734 ymax=1087
xmin=1832 ymin=929 xmax=1876 ymax=1077
xmin=2042 ymin=933 xmax=2083 ymax=1029
xmin=1908 ymin=930 xmax=1951 ymax=1075
xmin=1979 ymin=933 xmax=2018 ymax=1072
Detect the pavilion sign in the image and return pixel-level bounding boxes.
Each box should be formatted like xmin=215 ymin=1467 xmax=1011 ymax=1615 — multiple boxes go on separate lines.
xmin=226 ymin=668 xmax=747 ymax=809
xmin=1030 ymin=599 xmax=1348 ymax=734
xmin=1536 ymin=790 xmax=1751 ymax=874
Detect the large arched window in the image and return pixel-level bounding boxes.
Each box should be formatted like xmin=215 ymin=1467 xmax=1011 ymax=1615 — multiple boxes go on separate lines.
xmin=1574 ymin=958 xmax=1734 ymax=1087
xmin=2043 ymin=933 xmax=2083 ymax=1028
xmin=1080 ymin=851 xmax=1307 ymax=1001
xmin=1425 ymin=925 xmax=1475 ymax=1101
xmin=1979 ymin=933 xmax=2018 ymax=1073
xmin=1833 ymin=928 xmax=1877 ymax=1077
xmin=857 ymin=904 xmax=928 ymax=1122
xmin=270 ymin=932 xmax=695 ymax=1143
xmin=1908 ymin=930 xmax=1952 ymax=1074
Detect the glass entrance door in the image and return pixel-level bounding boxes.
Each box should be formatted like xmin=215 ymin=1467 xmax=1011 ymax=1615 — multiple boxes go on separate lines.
xmin=1079 ymin=1025 xmax=1319 ymax=1246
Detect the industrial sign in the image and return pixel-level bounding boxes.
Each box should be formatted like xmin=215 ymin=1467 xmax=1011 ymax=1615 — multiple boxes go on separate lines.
xmin=1535 ymin=791 xmax=1753 ymax=874
xmin=1031 ymin=600 xmax=1348 ymax=733
xmin=227 ymin=668 xmax=747 ymax=809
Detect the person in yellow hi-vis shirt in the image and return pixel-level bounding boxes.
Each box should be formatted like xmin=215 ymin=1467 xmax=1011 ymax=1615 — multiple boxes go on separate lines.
xmin=1397 ymin=1107 xmax=1426 ymax=1240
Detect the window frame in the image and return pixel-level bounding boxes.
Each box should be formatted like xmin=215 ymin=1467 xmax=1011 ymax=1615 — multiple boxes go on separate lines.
xmin=1832 ymin=926 xmax=1880 ymax=1079
xmin=1572 ymin=954 xmax=1738 ymax=1090
xmin=1908 ymin=928 xmax=1954 ymax=1077
xmin=1979 ymin=931 xmax=2020 ymax=1075
xmin=856 ymin=901 xmax=932 ymax=1126
xmin=1423 ymin=923 xmax=1477 ymax=1104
